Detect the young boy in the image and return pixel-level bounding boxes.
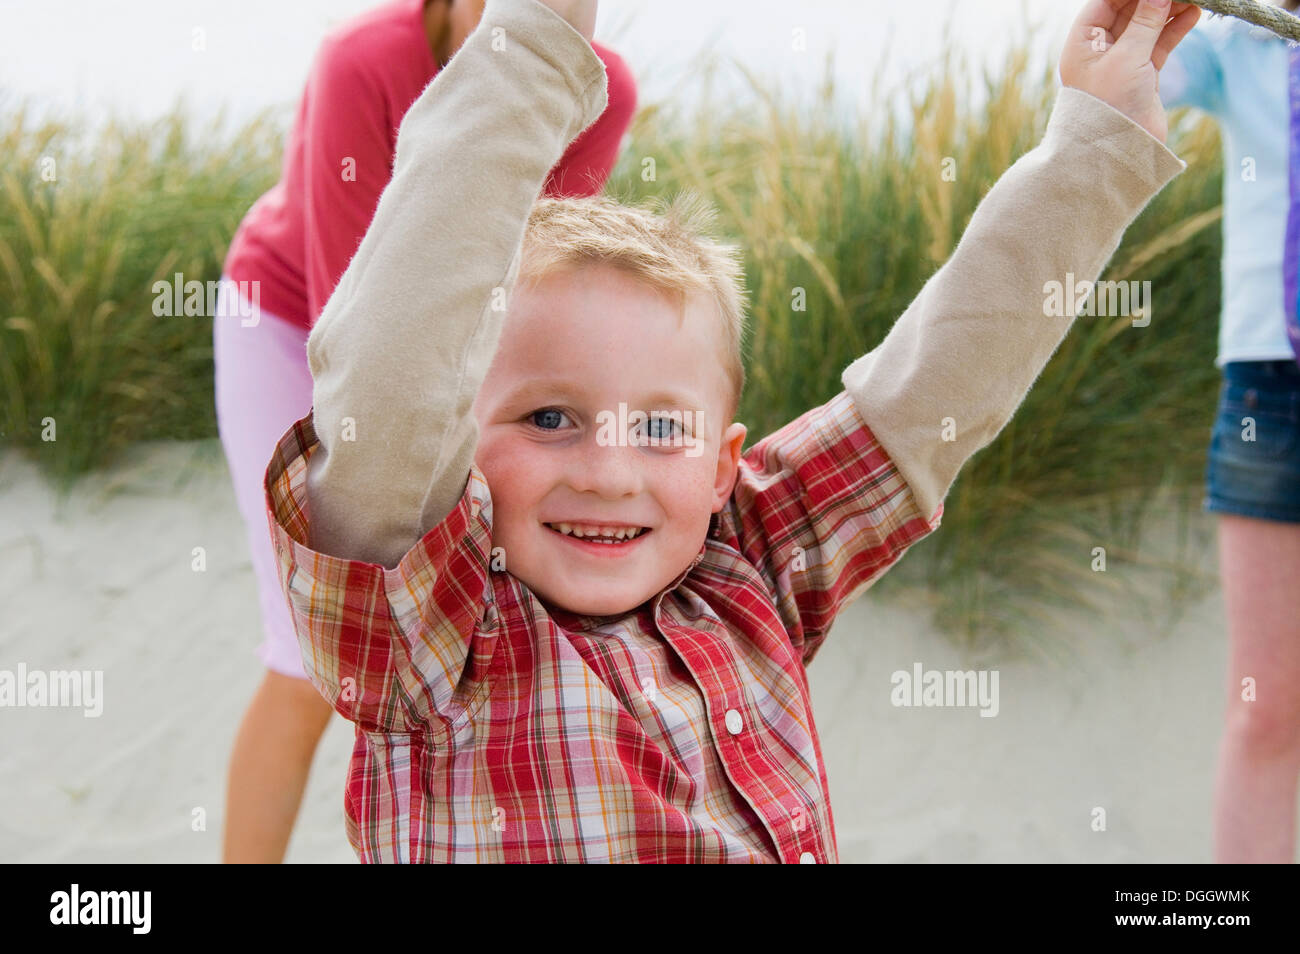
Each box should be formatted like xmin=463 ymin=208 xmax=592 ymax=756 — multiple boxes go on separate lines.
xmin=264 ymin=0 xmax=1200 ymax=862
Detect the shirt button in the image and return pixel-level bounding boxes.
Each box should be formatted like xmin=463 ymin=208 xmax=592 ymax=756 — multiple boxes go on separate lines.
xmin=799 ymin=852 xmax=816 ymax=864
xmin=724 ymin=709 xmax=743 ymax=735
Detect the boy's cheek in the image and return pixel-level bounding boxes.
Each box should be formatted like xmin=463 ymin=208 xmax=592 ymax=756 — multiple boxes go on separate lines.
xmin=476 ymin=434 xmax=538 ymax=493
xmin=474 ymin=441 xmax=544 ymax=548
xmin=673 ymin=458 xmax=723 ymax=511
xmin=660 ymin=473 xmax=720 ymax=548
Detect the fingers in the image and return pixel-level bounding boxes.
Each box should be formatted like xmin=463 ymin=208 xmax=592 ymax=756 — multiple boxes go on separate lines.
xmin=1151 ymin=3 xmax=1201 ymax=71
xmin=1067 ymin=0 xmax=1126 ymax=48
xmin=1112 ymin=0 xmax=1176 ymax=63
xmin=1092 ymin=0 xmax=1198 ymax=48
xmin=1109 ymin=0 xmax=1140 ymax=44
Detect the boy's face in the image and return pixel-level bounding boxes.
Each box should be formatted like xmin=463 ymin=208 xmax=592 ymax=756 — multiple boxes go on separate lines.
xmin=472 ymin=263 xmax=747 ymax=617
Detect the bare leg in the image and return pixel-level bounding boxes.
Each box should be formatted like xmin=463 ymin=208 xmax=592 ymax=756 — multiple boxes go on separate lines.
xmin=223 ymin=671 xmax=335 ymax=863
xmin=1212 ymin=514 xmax=1300 ymax=863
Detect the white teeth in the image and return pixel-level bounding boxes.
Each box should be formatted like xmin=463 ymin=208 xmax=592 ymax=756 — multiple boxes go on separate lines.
xmin=547 ymin=522 xmax=646 ymax=541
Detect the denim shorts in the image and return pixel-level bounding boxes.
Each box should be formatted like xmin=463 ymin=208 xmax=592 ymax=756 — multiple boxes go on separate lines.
xmin=1204 ymin=360 xmax=1300 ymax=523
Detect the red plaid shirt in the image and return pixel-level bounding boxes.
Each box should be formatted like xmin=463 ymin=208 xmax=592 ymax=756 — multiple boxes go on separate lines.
xmin=266 ymin=388 xmax=940 ymax=863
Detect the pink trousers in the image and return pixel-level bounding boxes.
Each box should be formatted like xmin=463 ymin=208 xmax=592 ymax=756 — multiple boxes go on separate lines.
xmin=212 ymin=277 xmax=314 ymax=679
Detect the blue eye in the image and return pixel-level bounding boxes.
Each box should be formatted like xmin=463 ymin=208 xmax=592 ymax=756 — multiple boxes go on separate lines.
xmin=645 ymin=416 xmax=681 ymax=440
xmin=634 ymin=415 xmax=686 ymax=444
xmin=530 ymin=408 xmax=569 ymax=430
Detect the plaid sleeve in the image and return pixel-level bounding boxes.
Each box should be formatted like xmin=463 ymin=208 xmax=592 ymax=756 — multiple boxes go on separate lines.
xmin=714 ymin=390 xmax=941 ymax=666
xmin=263 ymin=411 xmax=496 ymax=733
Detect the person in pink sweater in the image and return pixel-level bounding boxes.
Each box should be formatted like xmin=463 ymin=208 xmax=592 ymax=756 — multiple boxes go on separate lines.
xmin=214 ymin=0 xmax=636 ymax=862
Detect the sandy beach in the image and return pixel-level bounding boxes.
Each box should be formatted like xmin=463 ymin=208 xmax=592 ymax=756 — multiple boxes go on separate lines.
xmin=0 ymin=435 xmax=1234 ymax=863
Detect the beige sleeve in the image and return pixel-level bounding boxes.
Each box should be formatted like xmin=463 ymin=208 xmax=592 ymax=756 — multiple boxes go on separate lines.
xmin=841 ymin=85 xmax=1187 ymax=521
xmin=302 ymin=0 xmax=608 ymax=568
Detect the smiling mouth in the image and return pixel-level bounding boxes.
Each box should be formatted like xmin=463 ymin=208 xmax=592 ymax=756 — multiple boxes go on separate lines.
xmin=543 ymin=522 xmax=651 ymax=545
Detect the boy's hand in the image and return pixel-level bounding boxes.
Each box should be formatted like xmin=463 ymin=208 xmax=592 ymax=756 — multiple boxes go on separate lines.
xmin=534 ymin=0 xmax=598 ymax=43
xmin=1059 ymin=0 xmax=1201 ymax=143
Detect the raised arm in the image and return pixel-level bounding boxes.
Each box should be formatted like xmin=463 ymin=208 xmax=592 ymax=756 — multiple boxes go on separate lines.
xmin=543 ymin=43 xmax=638 ymax=198
xmin=842 ymin=0 xmax=1196 ymax=525
xmin=303 ymin=0 xmax=606 ymax=567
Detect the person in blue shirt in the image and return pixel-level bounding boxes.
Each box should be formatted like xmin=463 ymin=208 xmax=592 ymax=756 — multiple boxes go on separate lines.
xmin=1159 ymin=0 xmax=1300 ymax=863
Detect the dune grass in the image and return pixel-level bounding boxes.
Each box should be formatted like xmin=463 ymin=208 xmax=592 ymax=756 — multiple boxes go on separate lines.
xmin=0 ymin=44 xmax=1228 ymax=654
xmin=0 ymin=102 xmax=282 ymax=483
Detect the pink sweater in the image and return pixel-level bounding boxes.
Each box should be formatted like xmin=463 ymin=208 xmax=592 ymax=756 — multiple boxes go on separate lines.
xmin=224 ymin=0 xmax=637 ymax=331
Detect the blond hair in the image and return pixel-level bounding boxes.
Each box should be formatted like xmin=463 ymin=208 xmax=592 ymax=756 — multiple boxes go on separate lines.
xmin=518 ymin=190 xmax=749 ymax=424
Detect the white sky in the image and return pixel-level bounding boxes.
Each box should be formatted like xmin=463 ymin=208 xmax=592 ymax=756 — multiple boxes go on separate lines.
xmin=0 ymin=0 xmax=1084 ymax=126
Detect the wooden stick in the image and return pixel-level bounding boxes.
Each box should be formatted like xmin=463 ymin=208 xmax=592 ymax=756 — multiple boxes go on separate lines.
xmin=1189 ymin=0 xmax=1300 ymax=42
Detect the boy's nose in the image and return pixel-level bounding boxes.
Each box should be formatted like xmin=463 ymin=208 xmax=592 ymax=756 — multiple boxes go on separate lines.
xmin=568 ymin=437 xmax=645 ymax=499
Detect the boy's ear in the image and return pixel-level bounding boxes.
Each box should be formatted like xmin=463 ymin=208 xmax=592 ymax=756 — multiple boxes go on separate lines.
xmin=711 ymin=422 xmax=747 ymax=512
